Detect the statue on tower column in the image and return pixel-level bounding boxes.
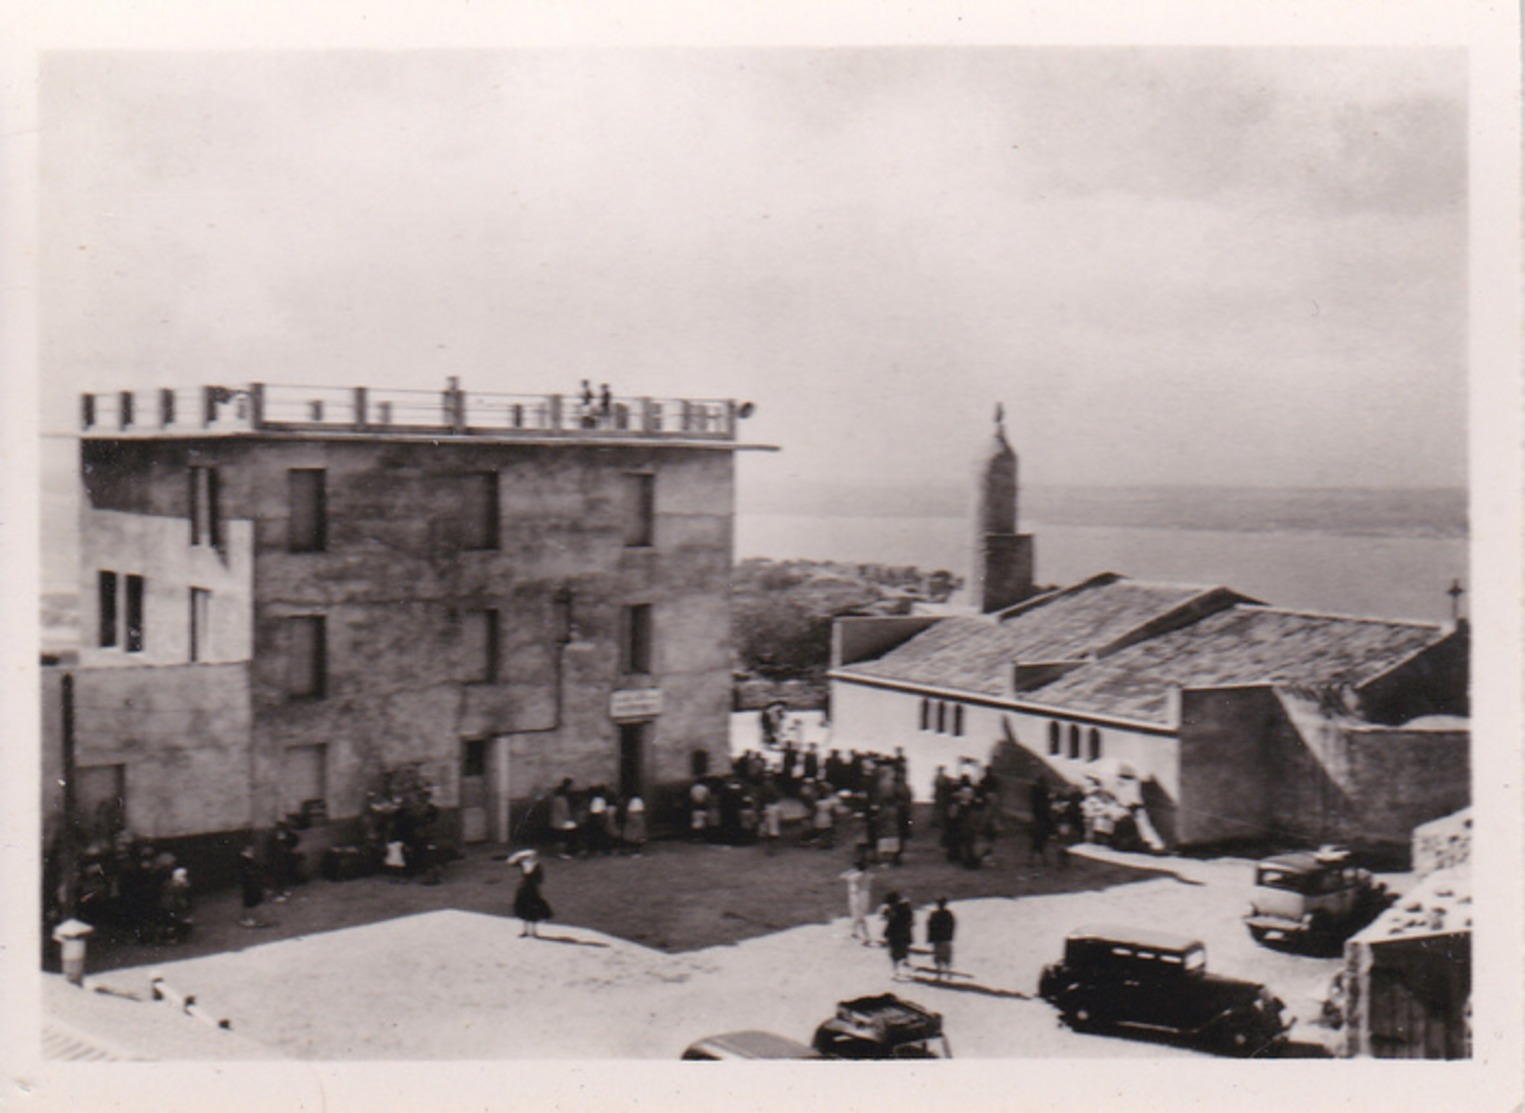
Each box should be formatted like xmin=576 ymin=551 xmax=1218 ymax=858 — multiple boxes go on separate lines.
xmin=972 ymin=402 xmax=1036 ymax=613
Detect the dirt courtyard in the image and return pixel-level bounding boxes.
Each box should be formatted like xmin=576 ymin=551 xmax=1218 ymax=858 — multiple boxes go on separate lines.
xmin=82 ymin=810 xmax=1145 ymax=971
xmin=60 ymin=830 xmax=1347 ymax=1060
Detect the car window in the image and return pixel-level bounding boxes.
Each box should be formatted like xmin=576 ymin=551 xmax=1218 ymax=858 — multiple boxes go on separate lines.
xmin=1183 ymin=948 xmax=1206 ymax=972
xmin=1256 ymin=866 xmax=1311 ymax=892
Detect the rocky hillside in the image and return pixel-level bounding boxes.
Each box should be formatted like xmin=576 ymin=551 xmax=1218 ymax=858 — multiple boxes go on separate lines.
xmin=731 ymin=558 xmax=960 ymax=709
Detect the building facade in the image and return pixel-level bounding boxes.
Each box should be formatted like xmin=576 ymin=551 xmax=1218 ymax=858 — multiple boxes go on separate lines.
xmin=828 ymin=410 xmax=1469 ymax=858
xmin=46 ymin=381 xmax=766 ymax=879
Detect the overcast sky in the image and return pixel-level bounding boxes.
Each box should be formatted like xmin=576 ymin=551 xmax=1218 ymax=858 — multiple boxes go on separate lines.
xmin=40 ymin=47 xmax=1467 ymax=495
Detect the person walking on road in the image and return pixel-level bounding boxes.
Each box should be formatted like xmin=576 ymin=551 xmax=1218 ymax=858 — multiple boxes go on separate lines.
xmin=882 ymin=891 xmax=915 ymax=981
xmin=927 ymin=897 xmax=956 ymax=983
xmin=510 ymin=850 xmax=552 ymax=938
xmin=840 ymin=849 xmax=874 ymax=945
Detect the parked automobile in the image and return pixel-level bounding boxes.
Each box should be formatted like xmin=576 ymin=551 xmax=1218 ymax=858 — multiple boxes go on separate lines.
xmin=811 ymin=994 xmax=952 ymax=1059
xmin=680 ymin=1030 xmax=824 ymax=1060
xmin=1039 ymin=925 xmax=1290 ymax=1057
xmin=1244 ymin=846 xmax=1393 ymax=950
xmin=682 ymin=994 xmax=949 ymax=1061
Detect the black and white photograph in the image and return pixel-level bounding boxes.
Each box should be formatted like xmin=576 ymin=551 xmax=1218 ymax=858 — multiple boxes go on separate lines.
xmin=4 ymin=2 xmax=1521 ymax=1111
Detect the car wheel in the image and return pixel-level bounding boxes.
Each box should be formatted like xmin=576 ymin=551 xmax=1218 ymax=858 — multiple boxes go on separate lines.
xmin=1305 ymin=912 xmax=1335 ymax=950
xmin=1209 ymin=1024 xmax=1254 ymax=1057
xmin=1248 ymin=925 xmax=1268 ymax=944
xmin=1067 ymin=1006 xmax=1095 ymax=1033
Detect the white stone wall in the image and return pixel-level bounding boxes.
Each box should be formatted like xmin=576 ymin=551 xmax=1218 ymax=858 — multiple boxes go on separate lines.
xmin=78 ymin=506 xmax=254 ymax=668
xmin=830 ymin=677 xmax=1181 ymax=805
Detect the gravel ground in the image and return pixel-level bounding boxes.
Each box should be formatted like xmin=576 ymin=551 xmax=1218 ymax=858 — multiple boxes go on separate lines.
xmin=59 ymin=710 xmax=1380 ymax=1061
xmin=80 ymin=847 xmax=1349 ymax=1061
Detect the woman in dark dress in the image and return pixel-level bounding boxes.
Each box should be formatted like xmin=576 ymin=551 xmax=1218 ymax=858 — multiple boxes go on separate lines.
xmin=511 ymin=851 xmax=552 ymax=938
xmin=882 ymin=891 xmax=915 ymax=981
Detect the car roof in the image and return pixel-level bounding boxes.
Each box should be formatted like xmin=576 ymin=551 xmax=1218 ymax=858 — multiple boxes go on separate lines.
xmin=686 ymin=1031 xmax=821 ymax=1059
xmin=1068 ymin=924 xmax=1205 ymax=952
xmin=1258 ymin=851 xmax=1337 ymax=872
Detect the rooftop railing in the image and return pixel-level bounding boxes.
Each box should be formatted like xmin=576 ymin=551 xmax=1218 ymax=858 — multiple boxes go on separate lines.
xmin=80 ymin=382 xmax=742 ymax=441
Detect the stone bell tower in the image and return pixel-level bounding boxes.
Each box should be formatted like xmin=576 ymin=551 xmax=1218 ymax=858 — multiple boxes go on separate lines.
xmin=972 ymin=403 xmax=1036 ymax=613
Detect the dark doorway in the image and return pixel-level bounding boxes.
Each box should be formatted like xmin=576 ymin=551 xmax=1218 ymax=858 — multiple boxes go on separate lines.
xmin=460 ymin=737 xmax=490 ymax=843
xmin=619 ymin=722 xmax=649 ymax=799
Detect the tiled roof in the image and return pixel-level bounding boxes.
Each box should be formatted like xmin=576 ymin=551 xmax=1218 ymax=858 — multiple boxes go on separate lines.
xmin=1018 ymin=606 xmax=1450 ymax=725
xmin=835 ymin=575 xmax=1242 ymax=696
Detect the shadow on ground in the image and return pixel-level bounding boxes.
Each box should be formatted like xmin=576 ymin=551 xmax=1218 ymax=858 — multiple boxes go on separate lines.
xmin=73 ymin=816 xmax=1154 ymax=975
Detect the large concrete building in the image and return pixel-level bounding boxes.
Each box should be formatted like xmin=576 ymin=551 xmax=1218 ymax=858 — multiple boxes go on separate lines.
xmin=44 ymin=380 xmax=767 ymax=880
xmin=829 ymin=409 xmax=1469 ymax=859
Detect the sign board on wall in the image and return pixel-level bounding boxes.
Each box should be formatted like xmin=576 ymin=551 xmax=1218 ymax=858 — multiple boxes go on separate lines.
xmin=610 ymin=688 xmax=662 ymax=720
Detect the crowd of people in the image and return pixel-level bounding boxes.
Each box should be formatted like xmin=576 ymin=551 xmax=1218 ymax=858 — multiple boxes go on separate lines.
xmin=682 ymin=740 xmax=921 ymax=864
xmin=930 ymin=764 xmax=1006 ymax=870
xmin=74 ymin=833 xmax=194 ymax=944
xmin=544 ymin=778 xmax=648 ymax=859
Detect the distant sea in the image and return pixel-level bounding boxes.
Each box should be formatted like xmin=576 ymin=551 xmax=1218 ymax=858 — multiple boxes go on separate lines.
xmin=736 ymin=486 xmax=1469 ymax=626
xmin=40 ymin=475 xmax=1469 ymax=642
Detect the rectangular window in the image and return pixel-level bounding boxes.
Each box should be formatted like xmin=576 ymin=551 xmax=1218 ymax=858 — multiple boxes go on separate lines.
xmin=97 ymin=571 xmax=118 ymax=647
xmin=190 ymin=587 xmax=211 ymax=662
xmin=124 ymin=574 xmax=144 ymax=652
xmin=462 ymin=608 xmax=500 ymax=684
xmin=282 ymin=744 xmax=328 ymax=816
xmin=623 ymin=473 xmax=655 ymax=547
xmin=119 ymin=391 xmax=135 ymax=428
xmin=459 ymin=472 xmax=499 ymax=550
xmin=160 ymin=388 xmax=176 ymax=427
xmin=288 ymin=468 xmax=327 ymax=552
xmin=82 ymin=394 xmax=96 ymax=429
xmin=287 ymin=615 xmax=327 ymax=699
xmin=461 ymin=738 xmax=487 ymax=779
xmin=188 ymin=466 xmax=221 ymax=548
xmin=622 ymin=603 xmax=653 ymax=674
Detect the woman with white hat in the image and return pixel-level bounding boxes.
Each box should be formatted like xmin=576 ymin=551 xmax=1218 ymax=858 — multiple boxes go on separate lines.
xmin=508 ymin=849 xmax=552 ymax=938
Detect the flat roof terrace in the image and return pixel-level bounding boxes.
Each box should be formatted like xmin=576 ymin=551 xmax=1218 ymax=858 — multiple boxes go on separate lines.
xmin=80 ymin=381 xmax=771 ymax=448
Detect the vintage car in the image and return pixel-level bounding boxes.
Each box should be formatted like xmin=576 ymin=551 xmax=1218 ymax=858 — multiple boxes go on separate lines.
xmin=811 ymin=994 xmax=952 ymax=1059
xmin=1244 ymin=846 xmax=1393 ymax=950
xmin=1038 ymin=925 xmax=1290 ymax=1057
xmin=680 ymin=1030 xmax=824 ymax=1060
xmin=682 ymin=995 xmax=948 ymax=1060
